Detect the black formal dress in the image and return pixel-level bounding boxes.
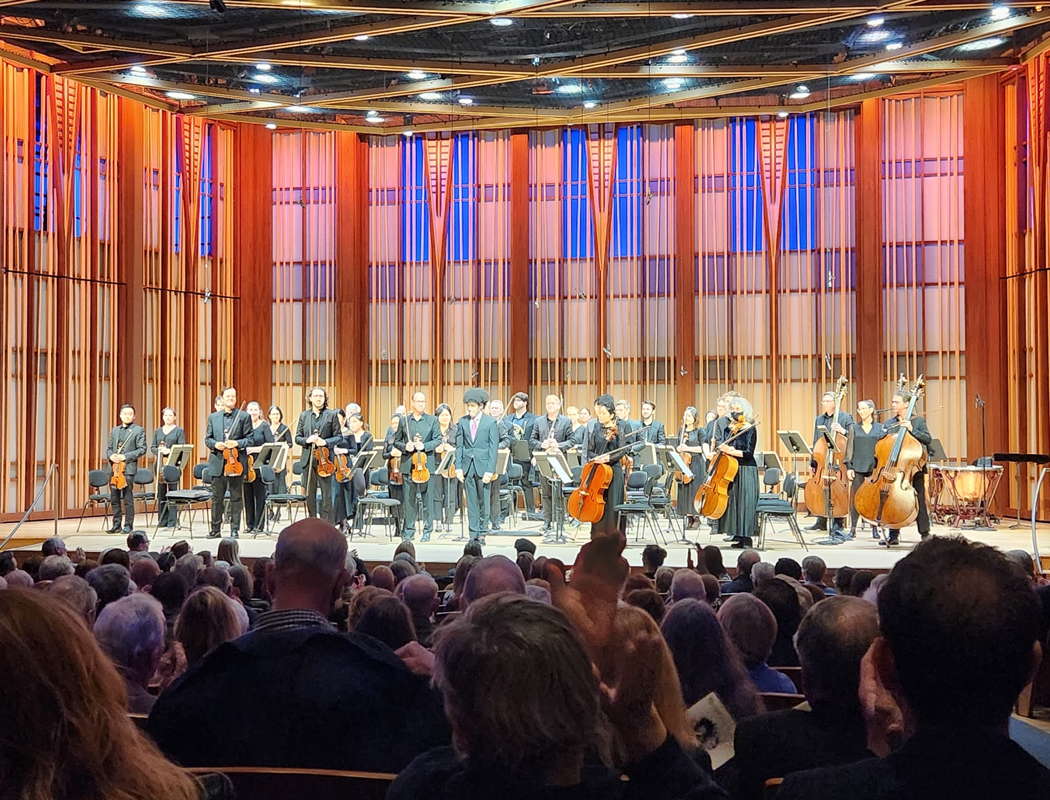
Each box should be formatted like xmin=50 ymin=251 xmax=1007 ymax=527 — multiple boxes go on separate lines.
xmin=675 ymin=427 xmax=707 ymax=518
xmin=429 ymin=423 xmax=460 ymax=529
xmin=204 ymin=409 xmax=254 ymax=537
xmin=243 ymin=420 xmax=273 ymax=533
xmin=883 ymin=415 xmax=933 ymax=544
xmin=294 ymin=408 xmax=342 ymax=522
xmin=718 ymin=425 xmax=759 ymax=545
xmin=507 ymin=411 xmax=537 ymax=512
xmin=106 ymin=423 xmax=147 ymax=530
xmin=334 ymin=430 xmax=373 ymax=528
xmin=581 ymin=420 xmax=631 ymax=540
xmin=808 ymin=410 xmax=854 ymax=531
xmin=151 ymin=425 xmax=186 ymax=528
xmin=843 ymin=420 xmax=886 ymax=535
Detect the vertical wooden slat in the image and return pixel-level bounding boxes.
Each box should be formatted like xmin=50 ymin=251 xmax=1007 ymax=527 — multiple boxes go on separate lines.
xmin=336 ymin=131 xmax=369 ymax=406
xmin=674 ymin=121 xmax=696 ymax=413
xmin=119 ymin=97 xmax=145 ymax=413
xmin=854 ymin=99 xmax=884 ymax=405
xmin=510 ymin=130 xmax=530 ymax=394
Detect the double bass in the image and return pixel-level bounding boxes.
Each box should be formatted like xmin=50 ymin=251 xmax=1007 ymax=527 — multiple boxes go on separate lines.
xmin=853 ymin=376 xmax=927 ymax=528
xmin=692 ymin=416 xmax=756 ymax=519
xmin=803 ymin=375 xmax=851 ymax=522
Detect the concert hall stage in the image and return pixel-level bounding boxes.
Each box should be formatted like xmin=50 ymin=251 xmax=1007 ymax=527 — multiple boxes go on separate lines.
xmin=5 ymin=514 xmax=1048 ymax=575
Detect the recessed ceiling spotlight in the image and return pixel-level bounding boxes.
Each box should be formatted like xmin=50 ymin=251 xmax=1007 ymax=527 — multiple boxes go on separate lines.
xmin=958 ymin=36 xmax=1006 ymax=51
xmin=403 ymin=131 xmax=414 ymax=138
xmin=850 ymin=72 xmax=875 ymax=81
xmin=669 ymin=54 xmax=688 ymax=63
xmin=132 ymin=3 xmax=169 ymax=17
xmin=556 ymin=83 xmax=583 ymax=94
xmin=265 ymin=122 xmax=277 ymax=130
xmin=285 ymin=105 xmax=314 ymax=113
xmin=129 ymin=65 xmax=148 ymax=75
xmin=406 ymin=70 xmax=427 ymax=80
xmin=252 ymin=73 xmax=279 ymax=84
xmin=671 ymin=13 xmax=694 ymax=19
xmin=866 ymin=15 xmax=885 ymax=27
xmin=249 ymin=87 xmax=261 ymax=94
xmin=366 ymin=115 xmax=386 ymax=123
xmin=353 ymin=35 xmax=371 ymax=41
xmin=990 ymin=4 xmax=1011 ymax=20
xmin=583 ymin=100 xmax=597 ymax=109
xmin=458 ymin=96 xmax=474 ymax=105
xmin=663 ymin=77 xmax=684 ymax=89
xmin=256 ymin=62 xmax=272 ymax=71
xmin=419 ymin=91 xmax=443 ymax=100
xmin=885 ymin=41 xmax=904 ymax=51
xmin=777 ymin=111 xmax=789 ymax=118
xmin=859 ymin=29 xmax=891 ymax=42
xmin=166 ymin=91 xmax=196 ymax=100
xmin=789 ymin=85 xmax=810 ymax=99
xmin=490 ymin=17 xmax=513 ymax=26
xmin=671 ymin=48 xmax=687 ymax=56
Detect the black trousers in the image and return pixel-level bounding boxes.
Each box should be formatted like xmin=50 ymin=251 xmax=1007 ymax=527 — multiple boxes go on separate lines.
xmin=539 ymin=476 xmax=561 ymax=526
xmin=210 ymin=473 xmax=244 ymax=534
xmin=888 ymin=471 xmax=930 ymax=542
xmin=110 ymin=484 xmax=135 ymax=528
xmin=304 ymin=470 xmax=334 ymax=521
xmin=463 ymin=472 xmax=491 ymax=537
xmin=402 ymin=477 xmax=431 ymax=536
xmin=243 ymin=476 xmax=268 ymax=531
xmin=157 ymin=482 xmax=178 ymax=528
xmin=428 ymin=473 xmax=458 ymax=526
xmin=515 ymin=460 xmax=536 ymax=512
xmin=849 ymin=470 xmax=872 ymax=530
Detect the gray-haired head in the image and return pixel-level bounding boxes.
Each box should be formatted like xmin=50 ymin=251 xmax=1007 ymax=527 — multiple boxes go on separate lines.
xmin=669 ymin=569 xmax=707 ymax=604
xmin=462 ymin=555 xmax=527 ymax=607
xmin=85 ymin=564 xmax=131 ymax=613
xmin=38 ymin=555 xmax=75 ymax=582
xmin=93 ymin=592 xmax=166 ymax=687
xmin=41 ymin=537 xmax=67 ymax=557
xmin=44 ymin=575 xmax=98 ymax=627
xmin=751 ymin=561 xmax=775 ymax=588
xmin=4 ymin=570 xmax=32 ymax=589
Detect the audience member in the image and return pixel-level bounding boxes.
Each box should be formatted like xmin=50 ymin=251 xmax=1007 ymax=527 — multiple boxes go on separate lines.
xmin=5 ymin=569 xmax=33 ymax=588
xmin=754 ymin=579 xmax=802 ymax=667
xmin=516 ymin=550 xmax=534 ymax=580
xmin=774 ymin=557 xmax=803 ymax=582
xmin=100 ymin=548 xmax=131 ymax=569
xmin=0 ymin=590 xmax=212 ymax=800
xmin=176 ymin=586 xmax=248 ymax=667
xmin=399 ymin=573 xmax=439 ymax=646
xmin=151 ymin=571 xmax=189 ymax=641
xmin=779 ymin=537 xmax=1050 ymax=799
xmin=623 ymin=572 xmax=655 ymax=594
xmin=849 ymin=569 xmax=875 ymax=598
xmin=38 ymin=554 xmax=74 ymax=582
xmin=833 ymin=566 xmax=856 ymax=595
xmin=356 ymin=594 xmax=417 ymax=650
xmin=861 ymin=573 xmax=887 ymax=605
xmin=662 ymin=598 xmax=762 ymax=720
xmin=525 ymin=583 xmax=552 ymax=604
xmin=463 ymin=539 xmax=484 ymax=558
xmin=722 ymin=549 xmax=761 ymax=594
xmin=252 ymin=556 xmax=273 ymax=604
xmin=777 ymin=573 xmax=814 ymax=614
xmin=625 ymin=587 xmax=666 ymax=624
xmin=389 ymin=594 xmax=727 ymax=800
xmin=718 ymin=593 xmax=796 ymax=694
xmin=514 ymin=536 xmax=537 ymax=556
xmin=75 ymin=558 xmax=98 ymax=579
xmin=156 ymin=551 xmax=176 ymax=572
xmin=751 ymin=561 xmax=775 ymax=588
xmin=41 ymin=535 xmax=67 ymax=557
xmin=703 ymin=546 xmax=730 ymax=580
xmin=214 ymin=537 xmax=241 ymax=566
xmin=20 ymin=554 xmax=42 ymax=581
xmin=196 ymin=565 xmax=232 ymax=594
xmin=725 ymin=597 xmax=878 ymax=800
xmin=701 ymin=574 xmax=721 ymax=607
xmin=130 ymin=556 xmax=161 ymax=591
xmin=803 ymin=583 xmax=826 ymax=607
xmin=802 ymin=555 xmax=834 ymax=594
xmin=86 ymin=563 xmax=132 ymax=613
xmin=389 ymin=558 xmax=417 ymax=585
xmin=642 ymin=543 xmax=667 ymax=579
xmin=148 ymin=519 xmax=450 ymax=772
xmin=347 ymin=586 xmax=393 ymax=629
xmin=173 ymin=552 xmax=203 ymax=588
xmin=94 ymin=593 xmax=167 ymax=714
xmin=529 ymin=555 xmax=549 ymax=580
xmin=461 ymin=555 xmax=527 ymax=607
xmin=654 ymin=565 xmax=675 ymax=594
xmin=43 ymin=574 xmax=98 ymax=627
xmin=0 ymin=550 xmax=16 ymax=575
xmin=670 ymin=568 xmax=707 ymax=604
xmin=446 ymin=554 xmax=478 ymax=610
xmin=371 ymin=564 xmax=396 ymax=591
xmin=127 ymin=530 xmax=150 ymax=553
xmin=170 ymin=540 xmax=191 ymax=559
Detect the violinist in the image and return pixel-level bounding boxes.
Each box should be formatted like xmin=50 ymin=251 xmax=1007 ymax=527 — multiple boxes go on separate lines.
xmin=717 ymin=397 xmax=759 ymax=549
xmin=243 ymin=401 xmax=273 ymax=535
xmin=508 ymin=392 xmax=537 ymax=515
xmin=637 ymin=400 xmax=666 ymax=444
xmin=675 ymin=406 xmax=707 ymax=530
xmin=267 ymin=405 xmax=293 ymax=494
xmin=396 ymin=391 xmax=440 ymax=542
xmin=105 ymin=404 xmax=146 ymax=533
xmin=843 ymin=399 xmax=885 ymax=541
xmin=151 ymin=406 xmax=185 ymax=529
xmin=806 ymin=391 xmax=854 ymax=536
xmin=205 ymin=387 xmax=253 ymax=539
xmin=430 ymin=403 xmax=459 ymax=533
xmin=294 ymin=386 xmax=341 ymax=522
xmin=881 ymin=390 xmax=933 ymax=547
xmin=383 ymin=407 xmax=407 ymax=522
xmin=529 ymin=394 xmax=574 ymax=534
xmin=580 ymin=394 xmax=631 ymax=541
xmin=455 ymin=388 xmax=500 ymax=543
xmin=570 ymin=406 xmax=591 ymax=448
xmin=334 ymin=411 xmax=373 ymax=534
xmin=614 ymin=399 xmax=640 ymax=433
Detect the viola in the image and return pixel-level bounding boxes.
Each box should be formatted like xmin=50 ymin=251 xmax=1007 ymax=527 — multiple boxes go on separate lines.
xmin=853 ymin=376 xmax=927 ymax=529
xmin=388 ymin=454 xmax=404 ymax=485
xmin=439 ymin=430 xmax=457 ymax=479
xmin=222 ymin=403 xmax=248 ymax=477
xmin=410 ymin=438 xmax=430 ymax=484
xmin=334 ymin=452 xmax=352 ymax=483
xmin=110 ymin=460 xmax=128 ymax=490
xmin=692 ymin=418 xmax=755 ymax=519
xmin=314 ymin=445 xmax=336 ymax=478
xmin=675 ymin=424 xmax=694 ymax=484
xmin=803 ymin=375 xmax=851 ymax=521
xmin=245 ymin=454 xmax=257 ymax=483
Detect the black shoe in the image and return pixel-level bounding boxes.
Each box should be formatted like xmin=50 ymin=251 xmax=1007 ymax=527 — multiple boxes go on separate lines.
xmin=879 ymin=537 xmax=899 ymax=547
xmin=108 ymin=523 xmax=122 ymax=533
xmin=722 ymin=535 xmax=736 ymax=543
xmin=231 ymin=531 xmax=239 ymax=539
xmin=806 ymin=521 xmax=827 ymax=531
xmin=731 ymin=538 xmax=753 ymax=549
xmin=919 ymin=531 xmax=929 ymax=539
xmin=208 ymin=532 xmax=220 ymax=539
xmin=122 ymin=526 xmax=133 ymax=533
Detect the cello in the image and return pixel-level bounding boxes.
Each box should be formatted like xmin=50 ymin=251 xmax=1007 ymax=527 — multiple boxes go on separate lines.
xmin=567 ymin=424 xmax=635 ymax=524
xmin=803 ymin=375 xmax=851 ymax=522
xmin=853 ymin=376 xmax=927 ymax=529
xmin=692 ymin=416 xmax=756 ymax=519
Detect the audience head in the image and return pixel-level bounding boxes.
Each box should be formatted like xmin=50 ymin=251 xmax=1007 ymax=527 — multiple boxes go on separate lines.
xmin=228 ymin=564 xmax=253 ymax=602
xmin=347 ymin=586 xmax=393 ymax=630
xmin=861 ymin=573 xmax=888 ymax=605
xmin=170 ymin=540 xmax=191 ymax=560
xmin=802 ymin=555 xmax=827 ymax=585
xmin=463 ymin=539 xmax=484 ymax=558
xmin=751 ymin=561 xmax=775 ymax=588
xmin=38 ymin=554 xmax=74 ymax=582
xmin=100 ymin=548 xmax=131 ymax=569
xmin=701 ymin=574 xmax=721 ymax=606
xmin=433 ymin=594 xmax=603 ymax=773
xmin=625 ymin=587 xmax=666 ymax=624
xmin=150 ymin=571 xmax=188 ymax=615
xmin=129 ymin=557 xmax=161 ymax=592
xmin=86 ymin=564 xmax=132 ymax=613
xmin=41 ymin=536 xmax=67 ymax=557
xmin=270 ymin=519 xmax=349 ymax=614
xmin=642 ymin=544 xmax=667 ymax=573
xmin=126 ymin=531 xmax=149 ymax=552
xmin=462 ymin=555 xmax=527 ymax=608
xmin=670 ymin=569 xmax=707 ymax=604
xmin=803 ymin=583 xmax=826 ymax=606
xmin=199 ymin=550 xmax=213 ymax=568
xmin=663 ymin=598 xmax=761 ymax=718
xmin=654 ymin=565 xmax=675 ymax=594
xmin=875 ymin=536 xmax=1041 ymax=729
xmin=173 ymin=553 xmax=203 ymax=588
xmin=514 ymin=537 xmax=537 ymax=556
xmin=74 ymin=559 xmax=98 ymax=579
xmin=623 ymin=572 xmax=654 ymax=595
xmin=251 ymin=557 xmax=273 ymax=601
xmin=516 ymin=550 xmax=534 ymax=580
xmin=698 ymin=546 xmax=723 ymax=576
xmin=5 ymin=569 xmax=33 ymax=589
xmin=43 ymin=575 xmax=98 ymax=627
xmin=0 ymin=551 xmax=16 ymax=576
xmin=93 ymin=593 xmax=166 ymax=690
xmin=175 ymin=586 xmax=247 ymax=666
xmin=755 ymin=578 xmax=802 ymax=636
xmin=156 ymin=551 xmax=176 ymax=573
xmin=355 ymin=595 xmax=416 ymax=650
xmin=394 ymin=540 xmax=417 ymax=560
xmin=0 ymin=590 xmax=200 ymax=800
xmin=525 ymin=584 xmax=551 ymax=604
xmin=735 ymin=549 xmax=761 ymax=580
xmin=530 ymin=555 xmax=549 ymax=580
xmin=389 ymin=558 xmax=417 ymax=585
xmin=196 ymin=565 xmax=232 ymax=594
xmin=216 ymin=537 xmax=241 ymax=566
xmin=834 ymin=566 xmax=856 ymax=594
xmin=450 ymin=555 xmax=478 ymax=608
xmin=20 ymin=555 xmax=42 ymax=581
xmin=795 ymin=596 xmax=878 ymax=716
xmin=718 ymin=593 xmax=778 ymax=668
xmin=398 ymin=573 xmax=439 ymax=620
xmin=371 ymin=564 xmax=396 ymax=592
xmin=774 ymin=557 xmax=803 ymax=581
xmin=849 ymin=569 xmax=875 ymax=598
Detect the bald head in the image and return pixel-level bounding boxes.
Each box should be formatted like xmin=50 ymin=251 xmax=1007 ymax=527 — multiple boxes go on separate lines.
xmin=736 ymin=549 xmax=761 ymax=577
xmin=670 ymin=569 xmax=707 ymax=603
xmin=462 ymin=556 xmax=527 ymax=607
xmin=399 ymin=574 xmax=439 ymax=618
xmin=795 ymin=595 xmax=879 ymax=713
xmin=271 ymin=519 xmax=349 ymax=614
xmin=371 ymin=565 xmax=395 ymax=592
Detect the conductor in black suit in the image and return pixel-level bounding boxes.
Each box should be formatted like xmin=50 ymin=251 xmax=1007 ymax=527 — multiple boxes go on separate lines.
xmin=529 ymin=394 xmax=574 ymax=533
xmin=455 ymin=388 xmax=499 ymax=542
xmin=295 ymin=387 xmax=342 ymax=523
xmin=205 ymin=387 xmax=254 ymax=539
xmin=637 ymin=399 xmax=667 ymax=444
xmin=105 ymin=404 xmax=147 ymax=533
xmin=881 ymin=389 xmax=932 ymax=547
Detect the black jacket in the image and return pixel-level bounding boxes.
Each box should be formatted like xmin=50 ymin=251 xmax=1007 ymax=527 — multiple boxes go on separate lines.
xmin=147 ymin=626 xmax=451 ymax=772
xmin=294 ymin=408 xmax=343 ymax=469
xmin=529 ymin=414 xmax=575 ymax=453
xmin=204 ymin=411 xmax=254 ymax=474
xmin=106 ymin=424 xmax=147 ymax=476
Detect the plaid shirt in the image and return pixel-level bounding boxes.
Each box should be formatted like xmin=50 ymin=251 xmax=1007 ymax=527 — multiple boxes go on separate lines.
xmin=252 ymin=608 xmax=334 ymax=633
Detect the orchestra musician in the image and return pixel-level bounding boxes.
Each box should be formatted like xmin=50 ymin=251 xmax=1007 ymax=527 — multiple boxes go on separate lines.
xmin=395 ymin=391 xmax=440 ymax=542
xmin=294 ymin=387 xmax=342 ymax=522
xmin=507 ymin=392 xmax=537 ymax=514
xmin=266 ymin=405 xmax=292 ymax=495
xmin=242 ymin=401 xmax=273 ymax=535
xmin=105 ymin=404 xmax=146 ymax=533
xmin=581 ymin=394 xmax=630 ymax=541
xmin=529 ymin=394 xmax=574 ymax=534
xmin=430 ymin=403 xmax=459 ymax=532
xmin=881 ymin=389 xmax=933 ymax=547
xmin=151 ymin=406 xmax=185 ymax=529
xmin=615 ymin=399 xmax=640 ymax=433
xmin=205 ymin=387 xmax=253 ymax=539
xmin=718 ymin=396 xmax=759 ymax=549
xmin=334 ymin=411 xmax=372 ymax=534
xmin=843 ymin=399 xmax=886 ymax=541
xmin=806 ymin=391 xmax=854 ymax=537
xmin=486 ymin=397 xmax=510 ymax=529
xmin=456 ymin=388 xmax=500 ymax=543
xmin=383 ymin=408 xmax=407 ymax=522
xmin=675 ymin=406 xmax=708 ymax=530
xmin=637 ymin=400 xmax=666 ymax=444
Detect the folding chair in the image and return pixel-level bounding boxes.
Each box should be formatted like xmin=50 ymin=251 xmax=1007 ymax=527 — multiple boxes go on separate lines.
xmin=77 ymin=469 xmax=113 ymax=533
xmin=756 ymin=472 xmax=808 ymax=551
xmin=355 ymin=468 xmax=401 ymax=539
xmin=264 ymin=462 xmax=308 ymax=532
xmin=615 ymin=469 xmax=667 ymax=545
xmin=157 ymin=464 xmax=211 ymax=535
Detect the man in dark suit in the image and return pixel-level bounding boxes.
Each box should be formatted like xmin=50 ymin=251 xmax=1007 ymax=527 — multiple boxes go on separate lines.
xmin=882 ymin=388 xmax=932 ymax=547
xmin=722 ymin=596 xmax=878 ymax=800
xmin=529 ymin=393 xmax=574 ymax=534
xmin=105 ymin=404 xmax=147 ymax=533
xmin=614 ymin=399 xmax=640 ymax=432
xmin=294 ymin=387 xmax=342 ymax=523
xmin=204 ymin=387 xmax=254 ymax=539
xmin=637 ymin=399 xmax=666 ymax=444
xmin=148 ymin=519 xmax=450 ymax=772
xmin=722 ymin=549 xmax=761 ymax=594
xmin=456 ymin=388 xmax=500 ymax=543
xmin=778 ymin=536 xmax=1050 ymax=800
xmin=507 ymin=392 xmax=537 ymax=514
xmin=806 ymin=391 xmax=854 ymax=536
xmin=397 ymin=391 xmax=440 ymax=542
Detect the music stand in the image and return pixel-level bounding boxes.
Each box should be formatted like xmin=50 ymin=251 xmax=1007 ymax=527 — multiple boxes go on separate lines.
xmin=634 ymin=442 xmax=659 ymax=468
xmin=256 ymin=442 xmax=289 ymax=475
xmin=488 ymin=449 xmax=516 ymax=536
xmin=757 ymin=452 xmax=783 ymax=472
xmin=662 ymin=446 xmax=692 ymax=476
xmin=564 ymin=449 xmax=582 ymax=470
xmin=777 ymin=430 xmax=811 ymax=457
xmin=154 ymin=444 xmax=195 ymax=531
xmin=534 ymin=453 xmax=570 ymax=542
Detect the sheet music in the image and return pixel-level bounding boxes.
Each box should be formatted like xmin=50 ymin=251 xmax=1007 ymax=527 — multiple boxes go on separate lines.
xmin=686 ymin=692 xmax=736 ymax=769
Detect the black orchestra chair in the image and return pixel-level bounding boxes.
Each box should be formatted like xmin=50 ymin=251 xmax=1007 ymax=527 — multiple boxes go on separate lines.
xmin=759 ymin=466 xmax=784 ymax=500
xmin=251 ymin=465 xmax=278 ymax=537
xmin=498 ymin=462 xmax=525 ymax=529
xmin=76 ymin=469 xmax=113 ymax=533
xmin=755 ymin=472 xmax=808 ymax=551
xmin=644 ymin=463 xmax=683 ymax=541
xmin=615 ymin=469 xmax=667 ymax=546
xmin=132 ymin=467 xmax=156 ymax=526
xmin=264 ymin=462 xmax=308 ymax=531
xmin=157 ymin=464 xmax=211 ymax=535
xmin=355 ymin=467 xmax=401 ymax=539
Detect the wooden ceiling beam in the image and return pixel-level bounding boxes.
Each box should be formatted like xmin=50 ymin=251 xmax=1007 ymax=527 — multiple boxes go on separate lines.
xmin=573 ymin=58 xmax=1016 ymax=77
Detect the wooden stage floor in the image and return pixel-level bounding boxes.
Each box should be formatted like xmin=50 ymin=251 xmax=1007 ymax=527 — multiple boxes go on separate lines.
xmin=5 ymin=511 xmax=1049 ymax=572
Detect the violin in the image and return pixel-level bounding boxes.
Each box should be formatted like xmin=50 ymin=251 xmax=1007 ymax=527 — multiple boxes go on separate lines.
xmin=853 ymin=375 xmax=927 ymax=529
xmin=314 ymin=445 xmax=336 ymax=478
xmin=692 ymin=416 xmax=755 ymax=519
xmin=245 ymin=454 xmax=257 ymax=483
xmin=803 ymin=375 xmax=851 ymax=521
xmin=110 ymin=460 xmax=128 ymax=490
xmin=410 ymin=435 xmax=430 ymax=484
xmin=439 ymin=429 xmax=457 ymax=479
xmin=675 ymin=424 xmax=694 ymax=484
xmin=222 ymin=403 xmax=248 ymax=477
xmin=334 ymin=452 xmax=352 ymax=483
xmin=388 ymin=454 xmax=404 ymax=485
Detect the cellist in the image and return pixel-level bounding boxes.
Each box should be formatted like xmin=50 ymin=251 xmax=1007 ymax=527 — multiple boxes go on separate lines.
xmin=880 ymin=389 xmax=933 ymax=547
xmin=717 ymin=397 xmax=760 ymax=549
xmin=580 ymin=394 xmax=630 ymax=541
xmin=806 ymin=391 xmax=854 ymax=537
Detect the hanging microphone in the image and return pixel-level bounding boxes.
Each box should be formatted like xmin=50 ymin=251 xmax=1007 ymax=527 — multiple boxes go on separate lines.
xmin=974 ymin=394 xmax=986 ymax=409
xmin=823 ymin=353 xmax=832 ymax=372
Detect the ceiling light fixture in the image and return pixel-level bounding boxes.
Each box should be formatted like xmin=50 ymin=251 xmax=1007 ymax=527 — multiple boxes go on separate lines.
xmin=583 ymin=100 xmax=597 ymax=109
xmin=671 ymin=13 xmax=694 ymax=19
xmin=669 ymin=54 xmax=688 ymax=63
xmin=958 ymin=36 xmax=1006 ymax=51
xmin=132 ymin=3 xmax=169 ymax=17
xmin=866 ymin=15 xmax=885 ymax=27
xmin=166 ymin=91 xmax=196 ymax=100
xmin=129 ymin=65 xmax=148 ymax=75
xmin=252 ymin=73 xmax=279 ymax=84
xmin=458 ymin=96 xmax=474 ymax=105
xmin=671 ymin=48 xmax=687 ymax=56
xmin=789 ymin=84 xmax=810 ymax=99
xmin=990 ymin=4 xmax=1011 ymax=20
xmin=249 ymin=87 xmax=261 ymax=94
xmin=285 ymin=105 xmax=313 ymax=113
xmin=859 ymin=29 xmax=891 ymax=42
xmin=403 ymin=131 xmax=414 ymax=138
xmin=849 ymin=72 xmax=875 ymax=81
xmin=663 ymin=77 xmax=684 ymax=89
xmin=366 ymin=115 xmax=386 ymax=123
xmin=777 ymin=111 xmax=789 ymax=118
xmin=256 ymin=62 xmax=272 ymax=71
xmin=406 ymin=70 xmax=427 ymax=80
xmin=265 ymin=122 xmax=277 ymax=130
xmin=885 ymin=41 xmax=904 ymax=51
xmin=490 ymin=17 xmax=513 ymax=26
xmin=419 ymin=91 xmax=443 ymax=100
xmin=353 ymin=35 xmax=371 ymax=41
xmin=556 ymin=83 xmax=583 ymax=94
